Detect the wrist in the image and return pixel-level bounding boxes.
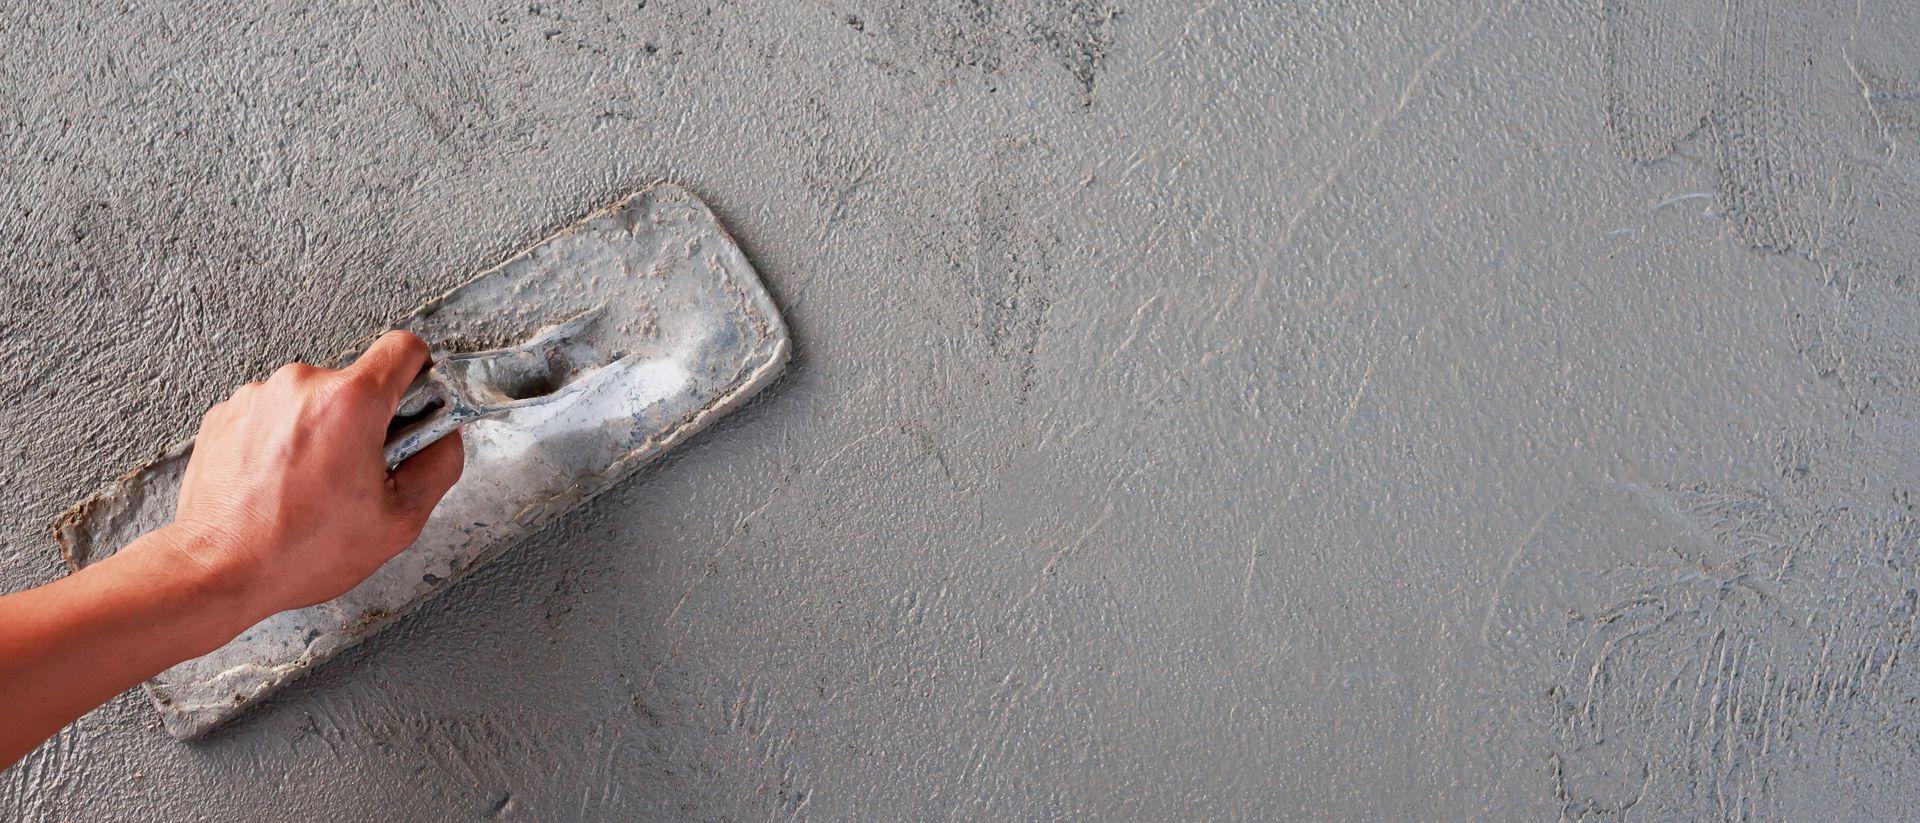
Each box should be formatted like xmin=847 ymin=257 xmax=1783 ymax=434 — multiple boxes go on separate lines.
xmin=127 ymin=524 xmax=266 ymax=656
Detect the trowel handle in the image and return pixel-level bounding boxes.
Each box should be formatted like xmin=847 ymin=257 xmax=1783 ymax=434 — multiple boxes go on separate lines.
xmin=377 ymin=311 xmax=596 ymax=469
xmin=382 ymin=369 xmax=466 ymax=469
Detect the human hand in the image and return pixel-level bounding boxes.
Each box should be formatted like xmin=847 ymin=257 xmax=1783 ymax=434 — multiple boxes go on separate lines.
xmin=167 ymin=331 xmax=465 ymax=623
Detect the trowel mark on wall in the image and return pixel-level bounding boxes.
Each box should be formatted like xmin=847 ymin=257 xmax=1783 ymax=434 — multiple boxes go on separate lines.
xmin=1032 ymin=0 xmax=1120 ymax=105
xmin=0 ymin=724 xmax=83 ymax=820
xmin=1709 ymin=2 xmax=1841 ymax=256
xmin=1481 ymin=480 xmax=1920 ymax=818
xmin=972 ymin=139 xmax=1058 ymax=403
xmin=347 ymin=707 xmax=673 ymax=819
xmin=1600 ymin=0 xmax=1853 ymax=256
xmin=1599 ymin=0 xmax=1717 ymax=163
xmin=357 ymin=0 xmax=522 ymax=168
xmin=799 ymin=94 xmax=888 ymax=277
xmin=1849 ymin=59 xmax=1920 ymax=157
xmin=843 ymin=0 xmax=1118 ymax=106
xmin=1599 ymin=0 xmax=1920 ymax=501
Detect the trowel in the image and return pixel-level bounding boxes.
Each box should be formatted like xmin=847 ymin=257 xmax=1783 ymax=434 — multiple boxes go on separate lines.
xmin=54 ymin=182 xmax=791 ymax=740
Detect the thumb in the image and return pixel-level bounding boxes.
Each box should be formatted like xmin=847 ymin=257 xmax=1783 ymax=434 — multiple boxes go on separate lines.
xmin=350 ymin=330 xmax=433 ymax=412
xmin=388 ymin=429 xmax=465 ymax=522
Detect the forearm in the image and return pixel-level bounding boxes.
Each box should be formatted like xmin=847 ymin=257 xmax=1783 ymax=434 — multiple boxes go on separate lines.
xmin=0 ymin=332 xmax=459 ymax=767
xmin=0 ymin=526 xmax=253 ymax=768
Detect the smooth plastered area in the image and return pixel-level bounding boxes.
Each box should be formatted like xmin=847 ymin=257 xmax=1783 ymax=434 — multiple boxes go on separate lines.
xmin=4 ymin=1 xmax=1920 ymax=819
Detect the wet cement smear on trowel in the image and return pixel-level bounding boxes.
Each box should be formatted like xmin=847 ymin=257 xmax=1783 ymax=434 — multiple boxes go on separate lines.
xmin=54 ymin=183 xmax=789 ymax=739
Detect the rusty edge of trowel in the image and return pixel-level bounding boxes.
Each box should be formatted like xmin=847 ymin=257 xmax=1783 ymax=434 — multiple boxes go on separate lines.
xmin=51 ymin=177 xmax=792 ymax=600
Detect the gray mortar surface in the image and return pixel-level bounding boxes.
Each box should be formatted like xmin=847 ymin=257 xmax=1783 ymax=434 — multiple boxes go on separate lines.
xmin=57 ymin=184 xmax=791 ymax=741
xmin=3 ymin=0 xmax=1920 ymax=819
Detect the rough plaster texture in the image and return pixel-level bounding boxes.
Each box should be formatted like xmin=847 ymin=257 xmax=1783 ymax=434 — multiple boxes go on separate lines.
xmin=4 ymin=0 xmax=1920 ymax=819
xmin=58 ymin=184 xmax=791 ymax=740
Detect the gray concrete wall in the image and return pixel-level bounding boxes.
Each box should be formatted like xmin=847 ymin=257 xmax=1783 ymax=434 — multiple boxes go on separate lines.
xmin=3 ymin=0 xmax=1920 ymax=819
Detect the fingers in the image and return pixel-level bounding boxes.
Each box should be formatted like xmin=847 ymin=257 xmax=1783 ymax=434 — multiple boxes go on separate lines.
xmin=387 ymin=429 xmax=464 ymax=521
xmin=346 ymin=331 xmax=432 ymax=411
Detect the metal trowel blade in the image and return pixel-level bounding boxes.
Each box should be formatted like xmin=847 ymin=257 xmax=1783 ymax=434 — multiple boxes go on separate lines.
xmin=53 ymin=182 xmax=791 ymax=740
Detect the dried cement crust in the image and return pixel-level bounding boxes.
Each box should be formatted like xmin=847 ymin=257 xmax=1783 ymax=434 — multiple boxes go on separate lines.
xmin=53 ymin=181 xmax=791 ymax=739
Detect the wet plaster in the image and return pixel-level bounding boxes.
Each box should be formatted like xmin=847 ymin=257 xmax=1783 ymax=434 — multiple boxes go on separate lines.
xmin=3 ymin=0 xmax=1920 ymax=819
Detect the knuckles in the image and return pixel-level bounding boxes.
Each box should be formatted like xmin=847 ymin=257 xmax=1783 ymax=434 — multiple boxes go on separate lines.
xmin=209 ymin=381 xmax=262 ymax=416
xmin=333 ymin=367 xmax=391 ymax=406
xmin=269 ymin=362 xmax=319 ymax=384
xmin=260 ymin=362 xmax=387 ymax=420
